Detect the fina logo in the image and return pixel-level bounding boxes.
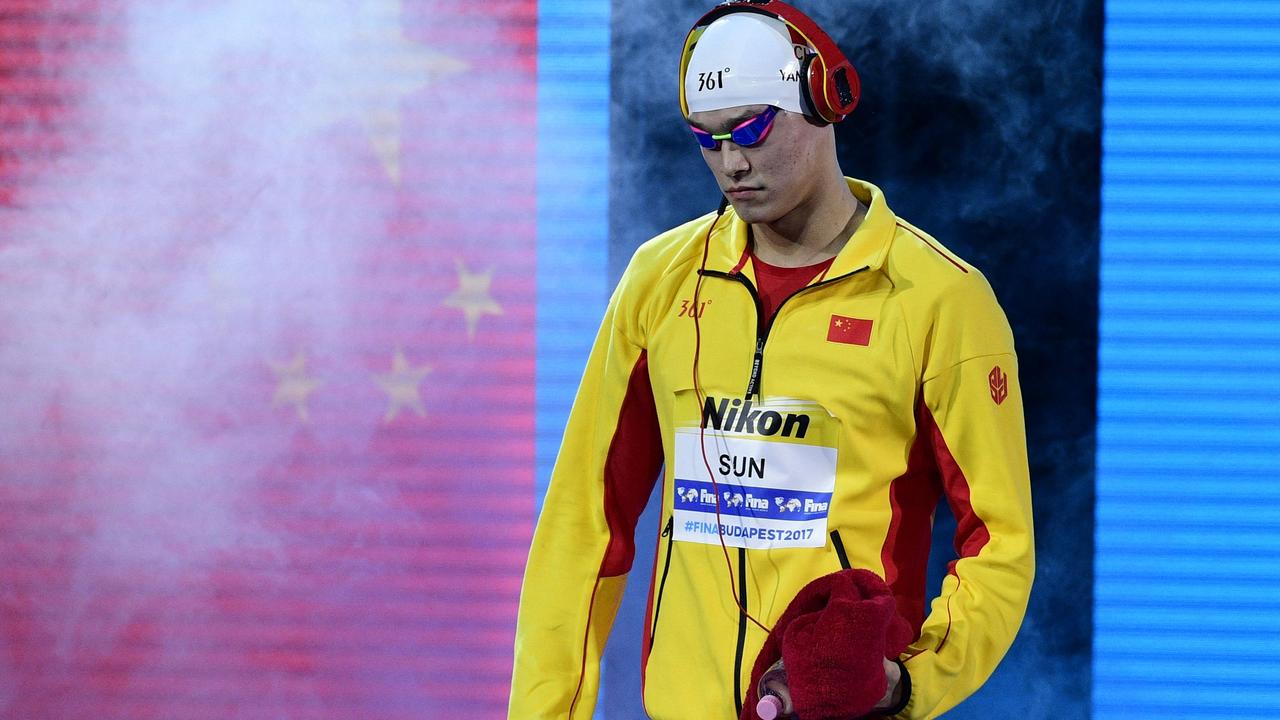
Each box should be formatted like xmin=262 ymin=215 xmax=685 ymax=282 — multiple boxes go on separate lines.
xmin=677 ymin=485 xmax=720 ymax=506
xmin=700 ymin=397 xmax=810 ymax=438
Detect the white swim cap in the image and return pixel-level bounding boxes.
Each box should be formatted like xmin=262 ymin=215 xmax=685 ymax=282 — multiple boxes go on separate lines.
xmin=683 ymin=12 xmax=810 ymax=116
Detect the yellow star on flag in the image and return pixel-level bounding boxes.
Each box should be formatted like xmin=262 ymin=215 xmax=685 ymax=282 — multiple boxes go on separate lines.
xmin=443 ymin=259 xmax=503 ymax=340
xmin=306 ymin=0 xmax=467 ymax=183
xmin=269 ymin=352 xmax=322 ymax=423
xmin=374 ymin=347 xmax=432 ymax=422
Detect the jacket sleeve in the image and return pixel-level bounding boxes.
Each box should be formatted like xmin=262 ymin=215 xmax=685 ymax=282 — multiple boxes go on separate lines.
xmin=895 ymin=274 xmax=1036 ymax=719
xmin=508 ymin=262 xmax=665 ymax=719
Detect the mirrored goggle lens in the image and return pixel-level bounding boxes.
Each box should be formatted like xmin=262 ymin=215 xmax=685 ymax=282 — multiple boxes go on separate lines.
xmin=688 ymin=106 xmax=778 ymax=150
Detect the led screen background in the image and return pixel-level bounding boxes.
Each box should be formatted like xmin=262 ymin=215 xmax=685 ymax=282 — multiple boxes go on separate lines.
xmin=1 ymin=1 xmax=536 ymax=717
xmin=1095 ymin=1 xmax=1280 ymax=717
xmin=1 ymin=0 xmax=1277 ymax=718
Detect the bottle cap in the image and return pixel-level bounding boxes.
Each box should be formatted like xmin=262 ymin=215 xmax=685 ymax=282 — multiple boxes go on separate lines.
xmin=756 ymin=693 xmax=784 ymax=720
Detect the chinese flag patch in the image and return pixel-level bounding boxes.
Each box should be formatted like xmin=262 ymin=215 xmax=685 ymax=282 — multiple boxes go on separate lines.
xmin=989 ymin=365 xmax=1009 ymax=405
xmin=827 ymin=314 xmax=873 ymax=346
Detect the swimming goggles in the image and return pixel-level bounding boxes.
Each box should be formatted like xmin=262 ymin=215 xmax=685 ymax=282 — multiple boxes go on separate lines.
xmin=689 ymin=106 xmax=778 ymax=150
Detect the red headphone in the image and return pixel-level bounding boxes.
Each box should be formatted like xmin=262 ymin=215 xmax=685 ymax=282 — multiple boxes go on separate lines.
xmin=678 ymin=0 xmax=861 ymax=124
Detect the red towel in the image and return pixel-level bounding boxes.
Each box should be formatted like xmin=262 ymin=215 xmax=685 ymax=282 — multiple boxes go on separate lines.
xmin=741 ymin=569 xmax=913 ymax=720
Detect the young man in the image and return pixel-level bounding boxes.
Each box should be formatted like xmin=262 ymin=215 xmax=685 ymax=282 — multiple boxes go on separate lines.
xmin=510 ymin=2 xmax=1034 ymax=718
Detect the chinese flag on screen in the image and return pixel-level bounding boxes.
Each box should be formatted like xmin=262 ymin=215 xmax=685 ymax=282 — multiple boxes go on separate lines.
xmin=0 ymin=1 xmax=536 ymax=718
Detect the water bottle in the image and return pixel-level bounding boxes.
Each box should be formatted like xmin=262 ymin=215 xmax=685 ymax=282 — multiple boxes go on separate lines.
xmin=756 ymin=659 xmax=790 ymax=720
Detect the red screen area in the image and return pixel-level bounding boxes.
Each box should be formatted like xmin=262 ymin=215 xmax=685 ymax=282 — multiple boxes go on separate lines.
xmin=0 ymin=1 xmax=535 ymax=717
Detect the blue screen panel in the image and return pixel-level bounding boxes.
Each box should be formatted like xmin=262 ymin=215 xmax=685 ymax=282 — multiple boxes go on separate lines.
xmin=1096 ymin=1 xmax=1280 ymax=716
xmin=536 ymin=0 xmax=611 ymax=510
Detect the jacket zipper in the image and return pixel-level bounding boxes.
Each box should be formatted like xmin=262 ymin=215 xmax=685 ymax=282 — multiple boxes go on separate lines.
xmin=697 ymin=263 xmax=872 ymax=711
xmin=830 ymin=529 xmax=853 ymax=570
xmin=733 ymin=546 xmax=747 ymax=716
xmin=648 ymin=517 xmax=676 ymax=652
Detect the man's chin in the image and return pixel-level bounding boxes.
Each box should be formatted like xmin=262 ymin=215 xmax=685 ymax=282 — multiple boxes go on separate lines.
xmin=726 ymin=200 xmax=775 ymax=224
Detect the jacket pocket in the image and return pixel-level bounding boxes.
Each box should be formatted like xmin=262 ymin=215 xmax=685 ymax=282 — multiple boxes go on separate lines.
xmin=648 ymin=516 xmax=676 ymax=651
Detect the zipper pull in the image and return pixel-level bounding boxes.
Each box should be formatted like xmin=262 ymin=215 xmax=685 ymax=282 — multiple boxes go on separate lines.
xmin=746 ymin=337 xmax=766 ymax=399
xmin=661 ymin=516 xmax=673 ymax=537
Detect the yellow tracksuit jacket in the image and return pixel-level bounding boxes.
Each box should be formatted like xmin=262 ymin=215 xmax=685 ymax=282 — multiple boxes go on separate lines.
xmin=510 ymin=178 xmax=1035 ymax=719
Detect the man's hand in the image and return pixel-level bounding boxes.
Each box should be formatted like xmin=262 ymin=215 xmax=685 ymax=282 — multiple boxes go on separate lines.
xmin=758 ymin=657 xmax=902 ymax=718
xmin=876 ymin=656 xmax=903 ymax=711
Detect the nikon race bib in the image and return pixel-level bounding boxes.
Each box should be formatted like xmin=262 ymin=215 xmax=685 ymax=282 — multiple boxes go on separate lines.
xmin=671 ymin=393 xmax=839 ymax=550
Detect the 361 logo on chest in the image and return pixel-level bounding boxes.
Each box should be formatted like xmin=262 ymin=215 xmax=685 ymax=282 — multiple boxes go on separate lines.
xmin=677 ymin=299 xmax=711 ymax=318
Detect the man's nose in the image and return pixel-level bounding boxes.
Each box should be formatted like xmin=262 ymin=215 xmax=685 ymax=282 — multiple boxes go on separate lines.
xmin=720 ymin=142 xmax=750 ymax=177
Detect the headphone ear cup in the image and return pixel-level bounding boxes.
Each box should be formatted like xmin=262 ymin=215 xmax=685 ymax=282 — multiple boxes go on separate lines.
xmin=827 ymin=61 xmax=860 ymax=118
xmin=797 ymin=53 xmax=829 ymax=123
